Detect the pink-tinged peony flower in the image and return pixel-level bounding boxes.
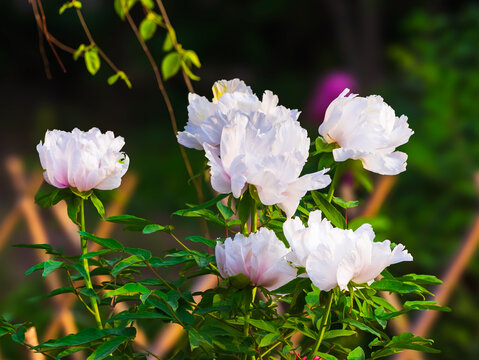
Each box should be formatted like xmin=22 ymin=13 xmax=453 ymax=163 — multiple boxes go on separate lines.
xmin=215 ymin=227 xmax=297 ymax=291
xmin=37 ymin=128 xmax=129 ymax=192
xmin=307 ymin=72 xmax=357 ymax=124
xmin=178 ymin=79 xmax=331 ymax=217
xmin=177 ymin=79 xmax=299 ymax=150
xmin=318 ymin=89 xmax=413 ymax=175
xmin=283 ymin=211 xmax=413 ymax=291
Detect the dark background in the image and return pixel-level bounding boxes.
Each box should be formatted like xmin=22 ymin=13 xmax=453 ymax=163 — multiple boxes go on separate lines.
xmin=1 ymin=0 xmax=479 ymax=358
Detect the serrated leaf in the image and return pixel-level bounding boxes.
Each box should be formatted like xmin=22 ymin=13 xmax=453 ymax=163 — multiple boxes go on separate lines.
xmin=161 ymin=52 xmax=181 ymax=80
xmin=85 ymin=47 xmax=101 ymax=75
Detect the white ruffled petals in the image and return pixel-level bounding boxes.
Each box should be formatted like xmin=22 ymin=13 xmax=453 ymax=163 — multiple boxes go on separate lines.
xmin=283 ymin=210 xmax=413 ymax=291
xmin=215 ymin=228 xmax=297 ymax=291
xmin=37 ymin=128 xmax=129 ymax=192
xmin=319 ymin=89 xmax=413 ymax=175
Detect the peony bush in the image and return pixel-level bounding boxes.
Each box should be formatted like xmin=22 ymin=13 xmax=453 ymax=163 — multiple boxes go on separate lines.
xmin=0 ymin=79 xmax=449 ymax=360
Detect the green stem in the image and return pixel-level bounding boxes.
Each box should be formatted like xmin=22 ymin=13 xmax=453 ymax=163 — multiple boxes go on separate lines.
xmin=251 ymin=202 xmax=258 ymax=233
xmin=242 ymin=287 xmax=257 ymax=360
xmin=310 ymin=292 xmax=334 ymax=359
xmin=327 ymin=167 xmax=342 ymax=203
xmin=80 ymin=198 xmax=103 ymax=329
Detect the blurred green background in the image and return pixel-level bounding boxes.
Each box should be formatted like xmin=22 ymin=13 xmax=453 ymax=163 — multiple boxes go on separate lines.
xmin=1 ymin=0 xmax=479 ymax=358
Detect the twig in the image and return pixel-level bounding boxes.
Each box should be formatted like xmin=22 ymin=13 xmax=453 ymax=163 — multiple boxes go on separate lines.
xmin=34 ymin=0 xmax=66 ymax=72
xmin=121 ymin=4 xmax=205 ymax=207
xmin=154 ymin=0 xmax=194 ymax=93
xmin=75 ymin=9 xmax=121 ymax=73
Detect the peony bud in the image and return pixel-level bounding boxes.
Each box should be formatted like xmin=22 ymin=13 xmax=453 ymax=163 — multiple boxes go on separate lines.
xmin=215 ymin=228 xmax=296 ymax=291
xmin=37 ymin=128 xmax=129 ymax=192
xmin=319 ymin=89 xmax=413 ymax=175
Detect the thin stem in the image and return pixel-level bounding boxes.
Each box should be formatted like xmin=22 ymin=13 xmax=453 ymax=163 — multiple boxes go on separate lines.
xmin=251 ymin=202 xmax=258 ymax=233
xmin=154 ymin=0 xmax=194 ymax=93
xmin=170 ymin=232 xmax=192 ymax=252
xmin=80 ymin=198 xmax=103 ymax=329
xmin=242 ymin=287 xmax=257 ymax=360
xmin=260 ymin=331 xmax=295 ymax=358
xmin=310 ymin=292 xmax=334 ymax=359
xmin=75 ymin=8 xmax=121 ymax=73
xmin=121 ymin=4 xmax=206 ymax=212
xmin=144 ymin=261 xmax=175 ymax=291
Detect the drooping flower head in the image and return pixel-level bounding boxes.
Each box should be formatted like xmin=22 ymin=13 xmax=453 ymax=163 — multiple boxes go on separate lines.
xmin=318 ymin=89 xmax=413 ymax=175
xmin=283 ymin=210 xmax=413 ymax=291
xmin=215 ymin=227 xmax=297 ymax=291
xmin=37 ymin=128 xmax=129 ymax=192
xmin=178 ymin=79 xmax=331 ymax=217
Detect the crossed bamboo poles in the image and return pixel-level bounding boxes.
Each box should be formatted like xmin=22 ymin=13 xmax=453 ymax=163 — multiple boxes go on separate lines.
xmin=2 ymin=156 xmax=478 ymax=359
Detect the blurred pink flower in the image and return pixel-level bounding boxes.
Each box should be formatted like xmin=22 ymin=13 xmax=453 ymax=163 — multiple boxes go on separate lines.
xmin=307 ymin=72 xmax=357 ymax=124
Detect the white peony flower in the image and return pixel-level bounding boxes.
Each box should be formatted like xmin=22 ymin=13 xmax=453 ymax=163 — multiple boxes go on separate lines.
xmin=37 ymin=128 xmax=129 ymax=192
xmin=318 ymin=89 xmax=414 ymax=175
xmin=203 ymin=110 xmax=331 ymax=218
xmin=177 ymin=79 xmax=299 ymax=150
xmin=215 ymin=227 xmax=296 ymax=291
xmin=283 ymin=210 xmax=413 ymax=291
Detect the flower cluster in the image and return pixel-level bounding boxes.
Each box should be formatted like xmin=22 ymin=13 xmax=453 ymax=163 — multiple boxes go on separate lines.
xmin=178 ymin=79 xmax=331 ymax=217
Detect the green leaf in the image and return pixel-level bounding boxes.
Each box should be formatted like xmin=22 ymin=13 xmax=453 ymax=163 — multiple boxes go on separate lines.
xmin=13 ymin=244 xmax=53 ymax=251
xmin=316 ymin=353 xmax=338 ymax=360
xmin=104 ymin=283 xmax=150 ymax=298
xmin=125 ymin=247 xmax=151 ymax=260
xmin=229 ymin=273 xmax=251 ymax=289
xmin=184 ymin=50 xmax=201 ymax=68
xmin=163 ymin=32 xmax=174 ymax=51
xmin=85 ymin=47 xmax=101 ymax=75
xmin=56 ymin=346 xmax=86 ymax=359
xmin=47 ymin=287 xmax=75 ymax=297
xmin=404 ymin=301 xmax=451 ymax=312
xmin=79 ymin=231 xmax=124 ymax=250
xmin=311 ymin=191 xmax=346 ymax=229
xmin=245 ymin=318 xmax=278 ymax=333
xmin=181 ymin=62 xmax=200 ymax=81
xmin=111 ymin=255 xmax=144 ymax=277
xmin=332 ymin=196 xmax=359 ymax=209
xmin=106 ymin=214 xmax=154 ymax=232
xmin=397 ymin=273 xmax=443 ymax=285
xmin=174 ymin=194 xmax=228 ymax=215
xmin=342 ymin=318 xmax=380 ymax=337
xmin=348 ymin=346 xmax=365 ymax=360
xmin=66 ymin=196 xmax=81 ymax=225
xmin=140 ymin=0 xmax=154 ymax=9
xmin=72 ymin=263 xmax=89 ymax=281
xmin=371 ymin=278 xmax=422 ymax=294
xmin=143 ymin=223 xmax=171 ymax=234
xmin=217 ymin=201 xmax=234 ymax=220
xmin=11 ymin=326 xmax=26 ymax=344
xmin=323 ymin=329 xmax=356 ymax=340
xmin=25 ymin=262 xmax=46 ymax=275
xmin=140 ymin=18 xmax=157 ymax=41
xmin=161 ymin=52 xmax=181 ymax=80
xmin=80 ymin=249 xmax=115 ymax=260
xmin=108 ymin=71 xmax=132 ymax=88
xmin=73 ymin=44 xmax=86 ymax=60
xmin=42 ymin=260 xmax=64 ymax=277
xmin=36 ymin=328 xmax=135 ymax=349
xmin=238 ymin=190 xmax=254 ymax=228
xmin=59 ymin=1 xmax=82 ymax=15
xmin=35 ymin=186 xmax=64 ymax=207
xmin=259 ymin=333 xmax=278 ymax=347
xmin=89 ymin=192 xmax=105 ymax=219
xmin=314 ymin=136 xmax=337 ymax=154
xmin=114 ymin=0 xmax=138 ymax=20
xmin=188 ymin=328 xmax=211 ymax=350
xmin=186 ymin=236 xmax=216 ymax=248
